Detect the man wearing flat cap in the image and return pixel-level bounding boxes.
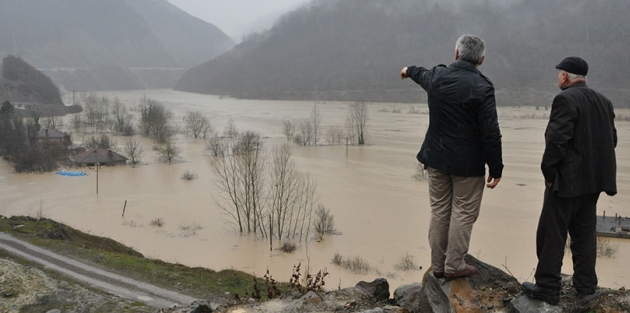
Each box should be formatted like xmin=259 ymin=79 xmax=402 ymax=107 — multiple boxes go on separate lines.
xmin=522 ymin=56 xmax=617 ymax=305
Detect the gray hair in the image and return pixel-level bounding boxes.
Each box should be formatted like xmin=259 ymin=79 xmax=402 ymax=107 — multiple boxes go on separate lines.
xmin=560 ymin=70 xmax=586 ymax=80
xmin=455 ymin=34 xmax=486 ymax=65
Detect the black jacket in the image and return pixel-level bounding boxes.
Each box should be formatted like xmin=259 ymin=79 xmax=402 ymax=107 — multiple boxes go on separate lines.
xmin=406 ymin=60 xmax=503 ymax=178
xmin=542 ymin=81 xmax=617 ymax=198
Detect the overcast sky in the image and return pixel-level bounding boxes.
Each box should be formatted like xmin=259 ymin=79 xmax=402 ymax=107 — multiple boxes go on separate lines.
xmin=166 ymin=0 xmax=311 ymax=40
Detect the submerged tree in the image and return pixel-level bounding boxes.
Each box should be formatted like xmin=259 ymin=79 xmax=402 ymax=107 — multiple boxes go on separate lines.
xmin=184 ymin=110 xmax=212 ymax=139
xmin=124 ymin=137 xmax=144 ymax=166
xmin=347 ymin=101 xmax=368 ymax=145
xmin=210 ymin=130 xmax=266 ymax=235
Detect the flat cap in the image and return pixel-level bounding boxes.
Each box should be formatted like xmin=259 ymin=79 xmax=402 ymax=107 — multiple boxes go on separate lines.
xmin=555 ymin=56 xmax=588 ymax=76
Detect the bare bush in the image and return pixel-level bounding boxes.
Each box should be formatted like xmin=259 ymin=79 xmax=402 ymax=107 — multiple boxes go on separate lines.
xmin=597 ymin=236 xmax=619 ymax=258
xmin=280 ymin=242 xmax=297 ymax=253
xmin=180 ymin=170 xmax=197 ymax=180
xmin=325 ymin=125 xmax=345 ymax=145
xmin=313 ymin=204 xmax=335 ymax=241
xmin=290 ymin=263 xmax=328 ymax=294
xmin=331 ymin=253 xmax=373 ymax=274
xmin=150 ymin=218 xmax=164 ymax=227
xmin=394 ymin=252 xmax=418 ymax=271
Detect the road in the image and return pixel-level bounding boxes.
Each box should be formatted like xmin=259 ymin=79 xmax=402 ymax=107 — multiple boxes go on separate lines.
xmin=0 ymin=232 xmax=197 ymax=308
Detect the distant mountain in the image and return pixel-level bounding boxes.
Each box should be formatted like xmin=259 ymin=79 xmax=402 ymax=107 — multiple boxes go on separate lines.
xmin=0 ymin=0 xmax=235 ymax=91
xmin=1 ymin=55 xmax=63 ymax=106
xmin=175 ymin=0 xmax=630 ymax=107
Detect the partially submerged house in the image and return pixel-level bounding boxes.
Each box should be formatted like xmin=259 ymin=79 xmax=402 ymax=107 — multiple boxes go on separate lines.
xmin=35 ymin=128 xmax=72 ymax=149
xmin=70 ymin=148 xmax=128 ymax=166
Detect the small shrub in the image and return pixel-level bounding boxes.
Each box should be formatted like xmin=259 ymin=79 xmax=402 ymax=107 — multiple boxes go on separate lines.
xmin=392 ymin=107 xmax=402 ymax=113
xmin=179 ymin=221 xmax=202 ymax=236
xmin=597 ymin=236 xmax=619 ymax=258
xmin=313 ymin=205 xmax=336 ymax=241
xmin=180 ymin=170 xmax=197 ymax=180
xmin=290 ymin=263 xmax=328 ymax=294
xmin=150 ymin=218 xmax=164 ymax=227
xmin=394 ymin=252 xmax=418 ymax=271
xmin=331 ymin=253 xmax=372 ymax=274
xmin=263 ymin=269 xmax=283 ymax=299
xmin=280 ymin=242 xmax=297 ymax=253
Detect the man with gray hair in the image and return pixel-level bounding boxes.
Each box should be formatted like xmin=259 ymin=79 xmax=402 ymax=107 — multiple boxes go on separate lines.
xmin=400 ymin=34 xmax=503 ymax=279
xmin=522 ymin=56 xmax=617 ymax=305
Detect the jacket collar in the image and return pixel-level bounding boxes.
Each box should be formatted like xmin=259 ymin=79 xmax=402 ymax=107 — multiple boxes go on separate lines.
xmin=562 ymin=80 xmax=587 ymax=90
xmin=450 ymin=60 xmax=481 ymax=74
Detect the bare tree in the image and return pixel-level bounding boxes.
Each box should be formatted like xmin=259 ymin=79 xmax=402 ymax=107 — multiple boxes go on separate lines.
xmin=124 ymin=137 xmax=144 ymax=166
xmin=156 ymin=134 xmax=180 ymax=163
xmin=71 ymin=114 xmax=83 ymax=135
xmin=82 ymin=93 xmax=110 ymax=132
xmin=326 ymin=125 xmax=345 ymax=144
xmin=310 ymin=104 xmax=321 ymax=145
xmin=282 ymin=119 xmax=296 ymax=142
xmin=85 ymin=134 xmax=117 ymax=151
xmin=184 ymin=110 xmax=212 ymax=139
xmin=138 ymin=96 xmax=174 ymax=143
xmin=210 ymin=131 xmax=266 ymax=235
xmin=313 ymin=204 xmax=335 ymax=241
xmin=206 ymin=134 xmax=227 ymax=157
xmin=223 ymin=116 xmax=238 ymax=139
xmin=296 ymin=118 xmax=314 ymax=146
xmin=268 ymin=143 xmax=318 ymax=241
xmin=111 ymin=98 xmax=134 ymax=135
xmin=347 ymin=101 xmax=368 ymax=145
xmin=43 ymin=116 xmax=61 ymax=129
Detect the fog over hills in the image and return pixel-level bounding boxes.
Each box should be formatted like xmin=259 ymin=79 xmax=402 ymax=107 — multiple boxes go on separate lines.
xmin=0 ymin=0 xmax=235 ymax=91
xmin=175 ymin=0 xmax=630 ymax=106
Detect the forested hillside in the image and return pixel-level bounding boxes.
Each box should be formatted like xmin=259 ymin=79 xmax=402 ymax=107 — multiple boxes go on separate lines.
xmin=175 ymin=0 xmax=630 ymax=106
xmin=1 ymin=55 xmax=63 ymax=106
xmin=0 ymin=0 xmax=235 ymax=91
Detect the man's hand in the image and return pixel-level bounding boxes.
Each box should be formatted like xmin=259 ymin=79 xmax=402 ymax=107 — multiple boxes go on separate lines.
xmin=400 ymin=67 xmax=408 ymax=79
xmin=545 ymin=181 xmax=552 ymax=188
xmin=486 ymin=176 xmax=500 ymax=189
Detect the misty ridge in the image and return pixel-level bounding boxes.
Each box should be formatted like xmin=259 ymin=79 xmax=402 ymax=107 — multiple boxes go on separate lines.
xmin=176 ymin=0 xmax=630 ymax=107
xmin=1 ymin=0 xmax=629 ymax=107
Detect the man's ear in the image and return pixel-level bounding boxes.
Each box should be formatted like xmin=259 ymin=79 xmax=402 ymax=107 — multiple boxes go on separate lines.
xmin=455 ymin=49 xmax=460 ymax=61
xmin=478 ymin=55 xmax=485 ymax=66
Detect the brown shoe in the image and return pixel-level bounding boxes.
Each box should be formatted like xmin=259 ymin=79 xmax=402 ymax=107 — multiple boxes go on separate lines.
xmin=445 ymin=265 xmax=478 ymax=280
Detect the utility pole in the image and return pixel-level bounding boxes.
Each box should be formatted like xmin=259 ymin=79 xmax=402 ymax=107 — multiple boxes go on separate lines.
xmin=96 ymin=162 xmax=100 ymax=194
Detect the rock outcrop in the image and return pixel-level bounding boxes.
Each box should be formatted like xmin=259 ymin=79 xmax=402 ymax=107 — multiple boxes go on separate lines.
xmin=160 ymin=254 xmax=630 ymax=313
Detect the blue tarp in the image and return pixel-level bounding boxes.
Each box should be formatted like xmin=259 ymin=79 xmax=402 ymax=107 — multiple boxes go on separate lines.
xmin=55 ymin=171 xmax=87 ymax=177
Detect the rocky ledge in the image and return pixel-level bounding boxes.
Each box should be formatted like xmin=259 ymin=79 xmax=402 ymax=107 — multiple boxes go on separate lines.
xmin=161 ymin=255 xmax=630 ymax=313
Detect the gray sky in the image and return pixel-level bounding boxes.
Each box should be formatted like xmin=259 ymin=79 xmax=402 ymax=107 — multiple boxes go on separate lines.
xmin=166 ymin=0 xmax=310 ymax=40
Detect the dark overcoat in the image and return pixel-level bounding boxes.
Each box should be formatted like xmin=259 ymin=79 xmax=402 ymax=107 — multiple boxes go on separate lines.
xmin=541 ymin=81 xmax=617 ymax=198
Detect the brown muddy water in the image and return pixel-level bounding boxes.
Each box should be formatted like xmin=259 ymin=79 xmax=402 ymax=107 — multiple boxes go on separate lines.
xmin=1 ymin=89 xmax=629 ymax=291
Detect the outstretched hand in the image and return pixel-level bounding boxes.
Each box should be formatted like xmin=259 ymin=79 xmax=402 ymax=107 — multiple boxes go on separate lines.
xmin=486 ymin=176 xmax=500 ymax=189
xmin=400 ymin=67 xmax=408 ymax=79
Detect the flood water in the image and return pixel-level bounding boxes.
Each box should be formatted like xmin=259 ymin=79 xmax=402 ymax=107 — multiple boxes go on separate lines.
xmin=1 ymin=89 xmax=629 ymax=291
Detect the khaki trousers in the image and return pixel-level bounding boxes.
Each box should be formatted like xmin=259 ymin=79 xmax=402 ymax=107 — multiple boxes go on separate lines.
xmin=427 ymin=167 xmax=485 ymax=273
